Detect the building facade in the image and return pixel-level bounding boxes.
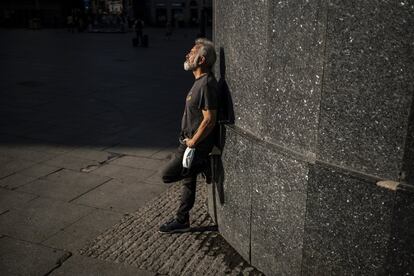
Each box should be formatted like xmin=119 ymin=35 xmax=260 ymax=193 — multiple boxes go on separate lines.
xmin=0 ymin=0 xmax=79 ymax=28
xmin=147 ymin=0 xmax=212 ymax=27
xmin=0 ymin=0 xmax=210 ymax=28
xmin=88 ymin=0 xmax=133 ymax=15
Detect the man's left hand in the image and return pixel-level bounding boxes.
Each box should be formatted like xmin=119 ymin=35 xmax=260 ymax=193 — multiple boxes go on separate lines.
xmin=184 ymin=138 xmax=196 ymax=148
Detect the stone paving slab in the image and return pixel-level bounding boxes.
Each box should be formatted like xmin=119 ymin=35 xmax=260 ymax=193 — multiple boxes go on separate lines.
xmin=85 ymin=136 xmax=126 ymax=151
xmin=105 ymin=145 xmax=162 ymax=158
xmin=21 ymin=144 xmax=77 ymax=155
xmin=80 ymin=184 xmax=264 ymax=276
xmin=0 ymin=158 xmax=37 ymax=179
xmin=49 ymin=254 xmax=155 ymax=276
xmin=0 ymin=173 xmax=38 ymax=190
xmin=124 ymin=128 xmax=179 ymax=144
xmin=109 ymin=155 xmax=168 ymax=171
xmin=110 ymin=133 xmax=177 ymax=150
xmin=0 ymin=197 xmax=93 ymax=243
xmin=0 ymin=155 xmax=13 ymax=166
xmin=43 ymin=209 xmax=124 ymax=252
xmin=150 ymin=148 xmax=175 ymax=160
xmin=90 ymin=163 xmax=155 ymax=182
xmin=0 ymin=188 xmax=37 ymax=214
xmin=143 ymin=171 xmax=165 ymax=185
xmin=18 ymin=163 xmax=61 ymax=178
xmin=88 ymin=125 xmax=129 ymax=136
xmin=0 ymin=147 xmax=57 ymax=162
xmin=0 ymin=236 xmax=70 ymax=276
xmin=24 ymin=130 xmax=87 ymax=145
xmin=44 ymin=154 xmax=101 ymax=171
xmin=18 ymin=169 xmax=111 ymax=201
xmin=72 ymin=179 xmax=167 ymax=214
xmin=64 ymin=147 xmax=117 ymax=163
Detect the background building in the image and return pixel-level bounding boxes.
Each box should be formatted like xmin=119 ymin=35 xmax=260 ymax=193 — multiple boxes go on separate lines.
xmin=147 ymin=0 xmax=212 ymax=27
xmin=0 ymin=0 xmax=80 ymax=28
xmin=0 ymin=0 xmax=210 ymax=28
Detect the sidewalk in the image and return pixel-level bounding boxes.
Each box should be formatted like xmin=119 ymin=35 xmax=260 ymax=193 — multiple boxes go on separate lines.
xmin=0 ymin=28 xmax=262 ymax=275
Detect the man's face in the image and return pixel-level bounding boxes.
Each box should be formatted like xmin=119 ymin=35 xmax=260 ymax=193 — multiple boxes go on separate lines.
xmin=184 ymin=45 xmax=200 ymax=71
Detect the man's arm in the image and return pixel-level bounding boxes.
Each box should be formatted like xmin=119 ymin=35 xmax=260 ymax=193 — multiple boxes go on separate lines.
xmin=185 ymin=109 xmax=217 ymax=148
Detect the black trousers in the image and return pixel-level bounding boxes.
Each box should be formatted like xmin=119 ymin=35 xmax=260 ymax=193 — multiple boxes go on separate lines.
xmin=161 ymin=144 xmax=209 ymax=223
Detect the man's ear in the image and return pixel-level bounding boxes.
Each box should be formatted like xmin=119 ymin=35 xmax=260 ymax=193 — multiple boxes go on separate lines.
xmin=198 ymin=56 xmax=206 ymax=65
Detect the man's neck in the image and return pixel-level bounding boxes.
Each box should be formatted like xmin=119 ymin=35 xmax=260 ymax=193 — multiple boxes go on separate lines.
xmin=192 ymin=67 xmax=209 ymax=79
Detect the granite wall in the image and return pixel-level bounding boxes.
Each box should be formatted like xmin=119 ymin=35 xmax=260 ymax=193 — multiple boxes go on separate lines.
xmin=208 ymin=0 xmax=414 ymax=275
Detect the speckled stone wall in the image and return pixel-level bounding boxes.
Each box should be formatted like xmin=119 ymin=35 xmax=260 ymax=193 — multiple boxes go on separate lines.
xmin=213 ymin=0 xmax=269 ymax=136
xmin=302 ymin=164 xmax=395 ymax=275
xmin=386 ymin=185 xmax=414 ymax=275
xmin=209 ymin=0 xmax=414 ymax=275
xmin=250 ymin=139 xmax=309 ymax=275
xmin=317 ymin=1 xmax=413 ymax=180
xmin=211 ymin=128 xmax=253 ymax=262
xmin=263 ymin=0 xmax=326 ymax=157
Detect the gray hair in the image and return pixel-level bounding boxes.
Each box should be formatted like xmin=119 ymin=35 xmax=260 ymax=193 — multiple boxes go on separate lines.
xmin=195 ymin=38 xmax=216 ymax=68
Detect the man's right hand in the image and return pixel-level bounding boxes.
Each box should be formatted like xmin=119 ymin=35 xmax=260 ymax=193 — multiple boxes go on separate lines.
xmin=184 ymin=138 xmax=196 ymax=148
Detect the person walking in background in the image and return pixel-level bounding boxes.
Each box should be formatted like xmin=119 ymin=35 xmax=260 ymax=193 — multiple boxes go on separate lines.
xmin=133 ymin=18 xmax=144 ymax=45
xmin=66 ymin=14 xmax=74 ymax=33
xmin=159 ymin=38 xmax=218 ymax=233
xmin=165 ymin=21 xmax=173 ymax=40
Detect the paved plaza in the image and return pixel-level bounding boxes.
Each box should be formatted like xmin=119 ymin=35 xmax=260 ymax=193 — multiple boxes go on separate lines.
xmin=0 ymin=29 xmax=262 ymax=275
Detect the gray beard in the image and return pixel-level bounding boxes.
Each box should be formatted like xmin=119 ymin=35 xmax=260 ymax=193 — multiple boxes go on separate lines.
xmin=184 ymin=60 xmax=197 ymax=71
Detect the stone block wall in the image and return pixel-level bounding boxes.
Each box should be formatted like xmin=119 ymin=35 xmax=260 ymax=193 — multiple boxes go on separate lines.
xmin=208 ymin=0 xmax=413 ymax=275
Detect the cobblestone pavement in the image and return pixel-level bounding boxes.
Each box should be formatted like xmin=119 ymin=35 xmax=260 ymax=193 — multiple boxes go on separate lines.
xmin=81 ymin=183 xmax=263 ymax=276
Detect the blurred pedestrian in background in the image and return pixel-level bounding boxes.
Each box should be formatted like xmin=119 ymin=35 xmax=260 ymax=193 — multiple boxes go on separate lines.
xmin=133 ymin=18 xmax=144 ymax=45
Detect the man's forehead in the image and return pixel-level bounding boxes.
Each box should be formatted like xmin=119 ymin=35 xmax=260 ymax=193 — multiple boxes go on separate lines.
xmin=191 ymin=44 xmax=201 ymax=52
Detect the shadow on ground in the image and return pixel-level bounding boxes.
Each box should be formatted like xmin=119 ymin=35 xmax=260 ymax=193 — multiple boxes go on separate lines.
xmin=0 ymin=28 xmax=262 ymax=275
xmin=0 ymin=28 xmax=194 ymax=153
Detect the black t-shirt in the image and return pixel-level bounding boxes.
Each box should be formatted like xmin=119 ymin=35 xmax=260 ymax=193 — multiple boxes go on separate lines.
xmin=181 ymin=73 xmax=218 ymax=151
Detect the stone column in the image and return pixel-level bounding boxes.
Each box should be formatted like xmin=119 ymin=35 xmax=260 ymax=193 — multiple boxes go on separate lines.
xmin=209 ymin=0 xmax=413 ymax=275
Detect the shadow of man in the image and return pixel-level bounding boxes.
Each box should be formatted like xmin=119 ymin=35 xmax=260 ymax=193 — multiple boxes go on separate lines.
xmin=210 ymin=47 xmax=235 ymax=211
